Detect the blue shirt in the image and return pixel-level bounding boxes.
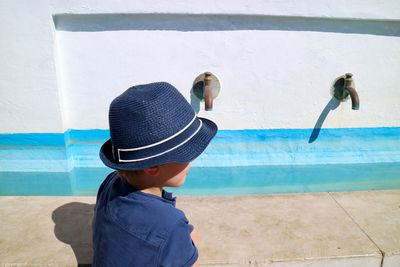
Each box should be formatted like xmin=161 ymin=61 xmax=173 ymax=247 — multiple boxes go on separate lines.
xmin=92 ymin=171 xmax=198 ymax=266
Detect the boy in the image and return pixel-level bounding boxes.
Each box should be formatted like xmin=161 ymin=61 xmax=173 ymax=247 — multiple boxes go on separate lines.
xmin=92 ymin=82 xmax=218 ymax=266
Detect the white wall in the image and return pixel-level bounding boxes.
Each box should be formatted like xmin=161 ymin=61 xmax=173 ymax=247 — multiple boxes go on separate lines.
xmin=1 ymin=0 xmax=400 ymax=133
xmin=0 ymin=0 xmax=64 ymax=133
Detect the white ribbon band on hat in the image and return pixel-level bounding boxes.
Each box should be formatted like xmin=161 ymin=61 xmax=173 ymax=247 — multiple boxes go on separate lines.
xmin=117 ymin=115 xmax=202 ymax=162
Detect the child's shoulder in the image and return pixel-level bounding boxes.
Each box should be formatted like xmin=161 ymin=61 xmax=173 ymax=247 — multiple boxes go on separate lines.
xmin=104 ymin=183 xmax=187 ymax=242
xmin=95 ymin=170 xmax=122 ymax=200
xmin=111 ymin=189 xmax=186 ymax=226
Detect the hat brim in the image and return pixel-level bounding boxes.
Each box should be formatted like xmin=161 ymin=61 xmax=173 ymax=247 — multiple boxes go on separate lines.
xmin=99 ymin=117 xmax=217 ymax=170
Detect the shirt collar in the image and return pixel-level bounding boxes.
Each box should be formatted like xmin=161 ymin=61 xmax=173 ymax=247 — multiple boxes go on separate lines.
xmin=118 ymin=176 xmax=177 ymax=206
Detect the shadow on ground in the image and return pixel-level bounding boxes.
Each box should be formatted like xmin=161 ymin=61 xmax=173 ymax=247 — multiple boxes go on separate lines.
xmin=52 ymin=202 xmax=95 ymax=266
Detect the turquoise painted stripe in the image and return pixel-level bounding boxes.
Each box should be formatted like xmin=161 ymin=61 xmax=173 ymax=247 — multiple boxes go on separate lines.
xmin=2 ymin=163 xmax=400 ymax=196
xmin=0 ymin=148 xmax=70 ymax=172
xmin=0 ymin=127 xmax=399 ymax=172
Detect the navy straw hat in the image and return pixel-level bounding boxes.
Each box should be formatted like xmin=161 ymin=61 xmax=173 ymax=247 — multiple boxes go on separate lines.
xmin=100 ymin=82 xmax=218 ymax=170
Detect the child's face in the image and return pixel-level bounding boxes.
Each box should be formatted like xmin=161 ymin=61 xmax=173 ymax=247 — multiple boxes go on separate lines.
xmin=159 ymin=162 xmax=191 ymax=187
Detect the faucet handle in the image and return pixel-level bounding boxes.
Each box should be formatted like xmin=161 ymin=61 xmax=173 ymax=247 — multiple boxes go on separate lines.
xmin=345 ymin=73 xmax=353 ymax=78
xmin=344 ymin=73 xmax=353 ymax=89
xmin=204 ymin=72 xmax=212 ymax=86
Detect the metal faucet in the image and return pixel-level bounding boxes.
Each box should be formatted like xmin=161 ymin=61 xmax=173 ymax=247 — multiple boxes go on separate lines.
xmin=203 ymin=72 xmax=213 ymax=111
xmin=192 ymin=71 xmax=221 ymax=111
xmin=343 ymin=73 xmax=359 ymax=110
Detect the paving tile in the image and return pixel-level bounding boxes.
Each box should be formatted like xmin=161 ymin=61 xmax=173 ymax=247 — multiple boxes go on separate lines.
xmin=201 ymin=256 xmax=380 ymax=267
xmin=330 ymin=190 xmax=400 ymax=267
xmin=382 ymin=255 xmax=400 ymax=267
xmin=0 ymin=196 xmax=95 ymax=266
xmin=177 ymin=193 xmax=382 ymax=266
xmin=0 ymin=193 xmax=385 ymax=266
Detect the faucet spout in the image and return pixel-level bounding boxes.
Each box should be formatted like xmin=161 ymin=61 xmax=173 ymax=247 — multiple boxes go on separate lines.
xmin=344 ymin=73 xmax=359 ymax=110
xmin=204 ymin=72 xmax=213 ymax=111
xmin=346 ymin=86 xmax=359 ymax=110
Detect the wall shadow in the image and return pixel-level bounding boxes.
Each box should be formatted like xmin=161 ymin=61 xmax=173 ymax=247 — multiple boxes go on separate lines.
xmin=54 ymin=14 xmax=400 ymax=37
xmin=52 ymin=202 xmax=95 ymax=266
xmin=308 ymin=97 xmax=340 ymax=143
xmin=190 ymin=86 xmax=201 ymax=114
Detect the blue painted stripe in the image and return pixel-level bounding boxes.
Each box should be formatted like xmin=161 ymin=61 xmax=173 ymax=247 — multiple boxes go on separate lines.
xmin=0 ymin=133 xmax=67 ymax=148
xmin=1 ymin=127 xmax=398 ymax=146
xmin=0 ymin=129 xmax=110 ymax=148
xmin=66 ymin=129 xmax=110 ymax=144
xmin=215 ymin=127 xmax=400 ymax=142
xmin=0 ymin=127 xmax=399 ymax=171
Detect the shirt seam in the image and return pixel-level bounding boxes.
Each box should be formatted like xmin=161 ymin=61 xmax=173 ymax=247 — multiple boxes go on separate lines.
xmin=100 ymin=173 xmax=171 ymax=245
xmin=182 ymin=245 xmax=199 ymax=267
xmin=156 ymin=216 xmax=191 ymax=266
xmin=104 ymin=206 xmax=164 ymax=248
xmin=129 ymin=189 xmax=176 ymax=205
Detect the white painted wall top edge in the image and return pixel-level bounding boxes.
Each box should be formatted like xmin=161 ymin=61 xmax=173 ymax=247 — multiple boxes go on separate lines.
xmin=50 ymin=0 xmax=400 ymax=21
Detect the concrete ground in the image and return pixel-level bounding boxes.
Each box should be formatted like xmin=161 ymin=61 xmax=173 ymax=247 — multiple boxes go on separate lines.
xmin=0 ymin=190 xmax=399 ymax=266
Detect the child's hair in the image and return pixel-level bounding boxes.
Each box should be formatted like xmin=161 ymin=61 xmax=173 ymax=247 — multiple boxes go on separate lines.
xmin=117 ymin=170 xmax=140 ymax=182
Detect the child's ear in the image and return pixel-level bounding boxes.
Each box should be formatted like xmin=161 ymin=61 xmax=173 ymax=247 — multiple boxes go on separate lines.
xmin=143 ymin=166 xmax=160 ymax=176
